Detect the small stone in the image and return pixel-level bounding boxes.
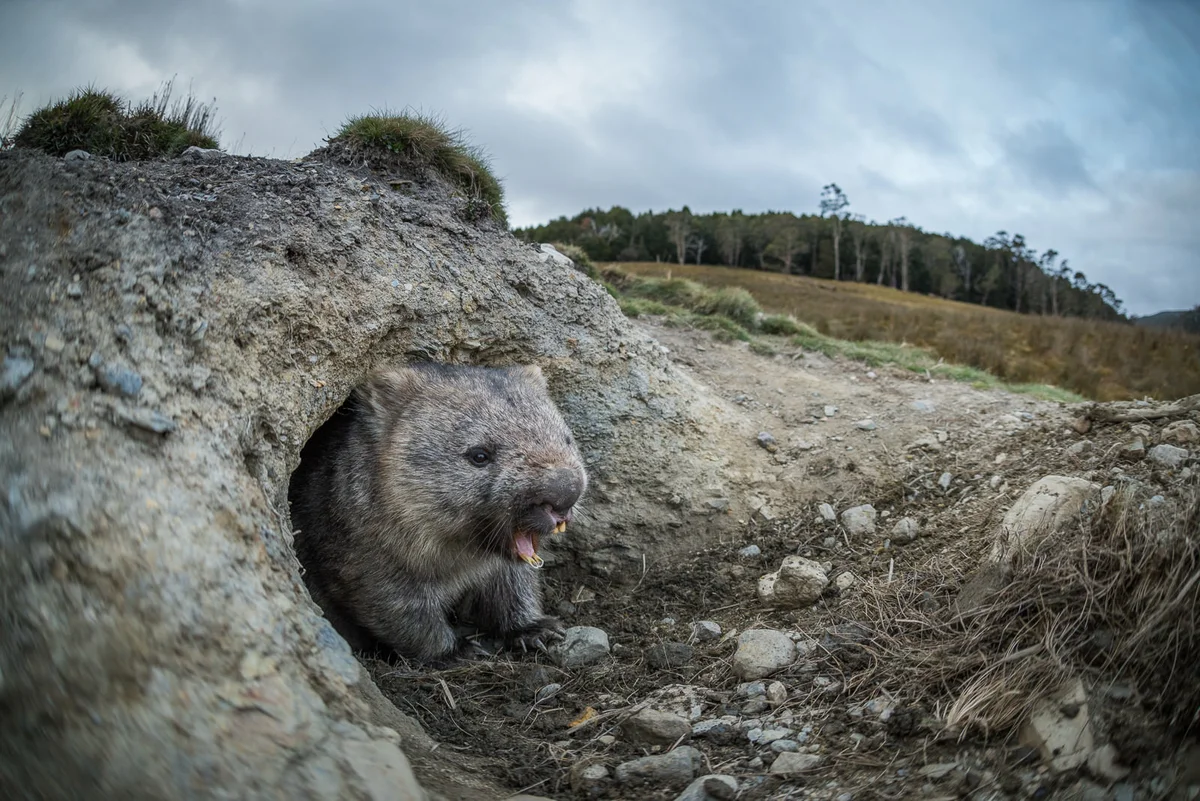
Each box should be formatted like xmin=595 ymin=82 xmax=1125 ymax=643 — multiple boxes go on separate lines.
xmin=732 ymin=629 xmax=797 ymax=680
xmin=1148 ymin=495 xmax=1166 ymax=508
xmin=737 ymin=681 xmax=767 ymax=698
xmin=738 ymin=544 xmax=761 ymax=559
xmin=770 ymin=739 xmax=799 ymax=753
xmin=1101 ymin=485 xmax=1116 ymax=505
xmin=674 ymin=774 xmax=738 ymax=801
xmin=614 ymin=746 xmax=703 ymax=787
xmin=646 ymin=642 xmax=693 ymax=669
xmin=1087 ymin=743 xmax=1129 ymax=782
xmin=891 ymin=517 xmax=920 ymax=544
xmin=840 ymin=504 xmax=877 ymax=536
xmin=1 ymin=356 xmax=35 ymax=400
xmin=572 ymin=763 xmax=609 ymax=793
xmin=756 ymin=432 xmax=778 ymax=453
xmin=1072 ymin=416 xmax=1092 ymax=434
xmin=919 ymin=762 xmax=958 ymax=780
xmin=1020 ymin=678 xmax=1094 ymax=773
xmin=692 ymin=621 xmax=721 ymax=642
xmin=552 ymin=626 xmax=610 ymax=667
xmin=114 ymin=406 xmax=176 ymax=435
xmin=938 ymin=472 xmax=952 ymax=490
xmin=691 ymin=719 xmax=734 ymax=741
xmin=834 ymin=572 xmax=857 ymax=591
xmin=64 ymin=149 xmax=91 ymax=162
xmin=769 ymin=752 xmax=823 ymax=775
xmin=854 ymin=419 xmax=876 ymax=431
xmin=705 ymin=497 xmax=730 ymax=512
xmin=741 ymin=699 xmax=769 ymax=715
xmin=1119 ymin=438 xmax=1146 ymax=462
xmin=824 ymin=405 xmax=837 ymax=417
xmin=534 ymin=683 xmax=562 ymax=703
xmin=818 ymin=503 xmax=836 ymax=522
xmin=1067 ymin=440 xmax=1094 ymax=457
xmin=66 ymin=282 xmax=83 ymax=298
xmin=758 ymin=728 xmax=791 ymax=744
xmin=621 ymin=708 xmax=692 ymax=747
xmin=1148 ymin=444 xmax=1188 ymax=468
xmin=43 ymin=334 xmax=66 ymax=353
xmin=757 ymin=556 xmax=829 ymax=608
xmin=1163 ymin=421 xmax=1199 ymax=445
xmin=97 ymin=362 xmax=143 ymax=397
xmin=792 ymin=439 xmax=816 ymax=451
xmin=911 ymin=399 xmax=936 ymax=413
xmin=765 ymin=681 xmax=787 ymax=706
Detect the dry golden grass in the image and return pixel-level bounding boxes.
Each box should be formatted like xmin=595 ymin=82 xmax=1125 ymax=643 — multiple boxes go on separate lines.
xmin=615 ymin=262 xmax=1200 ymax=401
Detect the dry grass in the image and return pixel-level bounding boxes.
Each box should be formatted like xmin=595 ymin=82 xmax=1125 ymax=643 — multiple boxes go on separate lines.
xmin=615 ymin=262 xmax=1200 ymax=402
xmin=834 ymin=481 xmax=1200 ymax=739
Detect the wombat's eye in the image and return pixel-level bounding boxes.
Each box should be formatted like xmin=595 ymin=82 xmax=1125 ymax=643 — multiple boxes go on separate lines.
xmin=466 ymin=446 xmax=493 ymax=467
xmin=565 ymin=434 xmax=573 ymax=446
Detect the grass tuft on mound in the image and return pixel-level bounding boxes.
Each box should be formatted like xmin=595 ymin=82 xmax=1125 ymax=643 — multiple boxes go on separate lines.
xmin=11 ymin=80 xmax=219 ymax=160
xmin=331 ymin=110 xmax=506 ymax=224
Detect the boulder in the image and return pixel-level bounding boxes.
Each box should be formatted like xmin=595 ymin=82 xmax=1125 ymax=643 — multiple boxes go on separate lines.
xmin=757 ymin=556 xmax=829 ymax=608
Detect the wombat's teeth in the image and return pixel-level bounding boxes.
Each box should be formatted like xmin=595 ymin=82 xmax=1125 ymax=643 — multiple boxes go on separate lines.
xmin=520 ymin=553 xmax=545 ymax=569
xmin=554 ymin=521 xmax=567 ymax=534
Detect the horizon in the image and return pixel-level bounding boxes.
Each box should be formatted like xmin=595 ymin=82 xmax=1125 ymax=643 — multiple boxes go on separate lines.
xmin=2 ymin=0 xmax=1197 ymax=316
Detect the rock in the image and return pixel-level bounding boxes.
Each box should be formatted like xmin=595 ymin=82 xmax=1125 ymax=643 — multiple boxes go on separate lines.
xmin=536 ymin=243 xmax=574 ymax=269
xmin=692 ymin=621 xmax=721 ymax=642
xmin=919 ymin=762 xmax=958 ymax=780
xmin=854 ymin=419 xmax=876 ymax=431
xmin=757 ymin=556 xmax=829 ymax=608
xmin=1148 ymin=444 xmax=1188 ymax=468
xmin=614 ymin=746 xmax=704 ymax=786
xmin=64 ymin=149 xmax=92 ymax=162
xmin=737 ymin=681 xmax=767 ymax=698
xmin=553 ymin=627 xmax=610 ymax=667
xmin=765 ymin=681 xmax=787 ymax=706
xmin=756 ymin=432 xmax=778 ymax=452
xmin=691 ymin=719 xmax=735 ymax=741
xmin=757 ymin=728 xmax=791 ymax=744
xmin=1 ymin=355 xmax=35 ymax=400
xmin=840 ymin=504 xmax=877 ymax=536
xmin=732 ymin=629 xmax=797 ymax=680
xmin=890 ymin=517 xmax=920 ymax=544
xmin=910 ymin=400 xmax=935 ymax=413
xmin=114 ymin=406 xmax=176 ymax=435
xmin=180 ymin=145 xmax=226 ymax=160
xmin=818 ymin=503 xmax=836 ymax=522
xmin=1163 ymin=421 xmax=1199 ymax=445
xmin=824 ymin=405 xmax=837 ymax=417
xmin=571 ymin=763 xmax=610 ymax=793
xmin=1119 ymin=438 xmax=1146 ymax=462
xmin=938 ymin=472 xmax=952 ymax=490
xmin=646 ymin=642 xmax=694 ymax=669
xmin=674 ymin=774 xmax=738 ymax=801
xmin=834 ymin=572 xmax=857 ymax=591
xmin=621 ymin=708 xmax=692 ymax=747
xmin=96 ymin=362 xmax=143 ymax=397
xmin=533 ymin=683 xmax=562 ymax=704
xmin=769 ymin=752 xmax=823 ymax=775
xmin=770 ymin=739 xmax=799 ymax=753
xmin=738 ymin=544 xmax=761 ymax=558
xmin=1086 ymin=743 xmax=1129 ymax=782
xmin=1020 ymin=678 xmax=1095 ymax=773
xmin=1066 ymin=440 xmax=1093 ymax=457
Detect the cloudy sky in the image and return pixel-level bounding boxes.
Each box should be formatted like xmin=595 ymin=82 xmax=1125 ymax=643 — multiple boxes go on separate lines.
xmin=3 ymin=0 xmax=1197 ymax=315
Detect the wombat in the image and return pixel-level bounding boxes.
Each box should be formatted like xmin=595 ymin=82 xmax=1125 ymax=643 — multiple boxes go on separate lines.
xmin=288 ymin=363 xmax=587 ymax=664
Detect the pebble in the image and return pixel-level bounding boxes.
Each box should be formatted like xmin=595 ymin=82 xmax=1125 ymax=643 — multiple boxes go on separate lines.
xmin=97 ymin=362 xmax=143 ymax=397
xmin=621 ymin=708 xmax=692 ymax=747
xmin=891 ymin=517 xmax=920 ymax=544
xmin=732 ymin=629 xmax=797 ymax=680
xmin=574 ymin=763 xmax=609 ymax=791
xmin=834 ymin=572 xmax=857 ymax=591
xmin=757 ymin=556 xmax=828 ymax=608
xmin=614 ymin=746 xmax=703 ymax=786
xmin=765 ymin=681 xmax=787 ymax=706
xmin=824 ymin=405 xmax=838 ymax=417
xmin=755 ymin=432 xmax=778 ymax=453
xmin=938 ymin=472 xmax=952 ymax=490
xmin=43 ymin=333 xmax=66 ymax=353
xmin=692 ymin=621 xmax=721 ymax=642
xmin=64 ymin=149 xmax=92 ymax=162
xmin=691 ymin=719 xmax=734 ymax=740
xmin=737 ymin=681 xmax=767 ymax=698
xmin=115 ymin=406 xmax=176 ymax=435
xmin=1119 ymin=438 xmax=1146 ymax=462
xmin=674 ymin=774 xmax=738 ymax=801
xmin=738 ymin=544 xmax=761 ymax=559
xmin=1148 ymin=495 xmax=1166 ymax=508
xmin=840 ymin=504 xmax=877 ymax=536
xmin=1067 ymin=440 xmax=1094 ymax=457
xmin=758 ymin=728 xmax=791 ymax=744
xmin=769 ymin=752 xmax=823 ymax=775
xmin=854 ymin=419 xmax=876 ymax=431
xmin=1163 ymin=421 xmax=1199 ymax=445
xmin=818 ymin=503 xmax=836 ymax=522
xmin=910 ymin=400 xmax=935 ymax=413
xmin=552 ymin=626 xmax=610 ymax=667
xmin=1 ymin=356 xmax=35 ymax=399
xmin=1147 ymin=444 xmax=1188 ymax=468
xmin=646 ymin=642 xmax=693 ymax=669
xmin=770 ymin=739 xmax=799 ymax=753
xmin=534 ymin=683 xmax=561 ymax=704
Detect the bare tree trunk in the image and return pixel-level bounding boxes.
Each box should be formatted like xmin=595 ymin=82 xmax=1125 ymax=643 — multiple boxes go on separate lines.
xmin=831 ymin=217 xmax=841 ymax=281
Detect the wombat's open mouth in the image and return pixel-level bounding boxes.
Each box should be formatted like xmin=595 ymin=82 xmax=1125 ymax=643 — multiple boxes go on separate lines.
xmin=513 ymin=505 xmax=572 ymax=568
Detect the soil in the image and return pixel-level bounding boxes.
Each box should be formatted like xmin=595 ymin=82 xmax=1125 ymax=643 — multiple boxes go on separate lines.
xmin=365 ymin=317 xmax=1199 ymax=800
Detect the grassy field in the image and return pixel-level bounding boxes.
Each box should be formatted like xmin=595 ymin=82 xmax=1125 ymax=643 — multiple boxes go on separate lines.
xmin=613 ymin=262 xmax=1200 ymax=402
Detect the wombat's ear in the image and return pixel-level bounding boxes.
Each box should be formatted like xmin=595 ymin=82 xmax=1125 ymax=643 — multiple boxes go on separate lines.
xmin=512 ymin=364 xmax=548 ymax=389
xmin=358 ymin=368 xmax=424 ymax=417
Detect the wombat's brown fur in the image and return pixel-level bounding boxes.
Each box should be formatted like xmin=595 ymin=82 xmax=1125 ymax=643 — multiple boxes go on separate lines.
xmin=288 ymin=363 xmax=587 ymax=663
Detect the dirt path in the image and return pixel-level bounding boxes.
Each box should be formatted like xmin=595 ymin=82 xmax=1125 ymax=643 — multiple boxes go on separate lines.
xmin=371 ymin=317 xmax=1195 ymax=801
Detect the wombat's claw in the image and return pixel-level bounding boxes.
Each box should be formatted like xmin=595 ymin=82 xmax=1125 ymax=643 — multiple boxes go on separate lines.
xmin=452 ymin=639 xmax=491 ymax=662
xmin=507 ymin=617 xmax=564 ymax=655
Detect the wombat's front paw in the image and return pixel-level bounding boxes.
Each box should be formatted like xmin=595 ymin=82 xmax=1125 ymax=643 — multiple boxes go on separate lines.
xmin=506 ymin=616 xmax=565 ymax=654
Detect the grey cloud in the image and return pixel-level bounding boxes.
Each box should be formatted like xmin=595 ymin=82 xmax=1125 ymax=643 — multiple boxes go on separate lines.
xmin=1002 ymin=120 xmax=1095 ymax=194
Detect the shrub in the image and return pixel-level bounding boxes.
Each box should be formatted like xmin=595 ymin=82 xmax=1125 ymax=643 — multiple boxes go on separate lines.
xmin=330 ymin=110 xmax=506 ymax=224
xmin=12 ymin=80 xmax=219 ymax=159
xmin=551 ymin=242 xmax=598 ymax=279
xmin=759 ymin=313 xmax=803 ymax=336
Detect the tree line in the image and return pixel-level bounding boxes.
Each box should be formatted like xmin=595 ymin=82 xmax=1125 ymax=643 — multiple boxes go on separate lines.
xmin=514 ymin=184 xmax=1125 ymax=321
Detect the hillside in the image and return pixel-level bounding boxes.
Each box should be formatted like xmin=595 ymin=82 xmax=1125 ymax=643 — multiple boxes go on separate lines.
xmin=615 ymin=262 xmax=1200 ymax=402
xmin=1136 ymin=308 xmax=1200 ymax=334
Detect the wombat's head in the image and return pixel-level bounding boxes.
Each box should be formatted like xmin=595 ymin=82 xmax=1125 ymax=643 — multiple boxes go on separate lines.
xmin=363 ymin=363 xmax=587 ymax=565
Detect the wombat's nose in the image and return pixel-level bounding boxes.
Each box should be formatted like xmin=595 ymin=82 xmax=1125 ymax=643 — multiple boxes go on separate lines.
xmin=536 ymin=468 xmax=585 ymax=513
